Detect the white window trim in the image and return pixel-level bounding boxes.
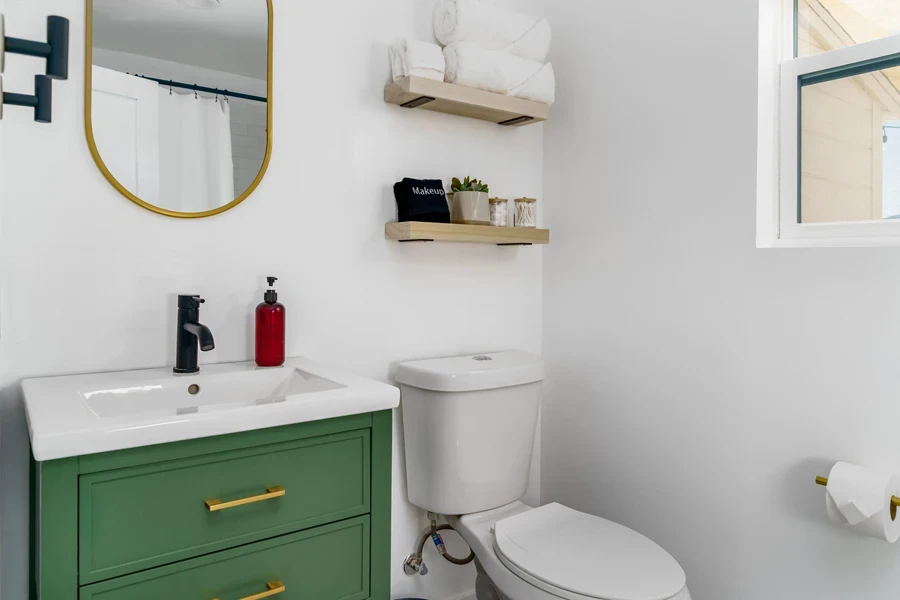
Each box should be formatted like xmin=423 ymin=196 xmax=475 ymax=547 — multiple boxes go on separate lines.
xmin=757 ymin=0 xmax=900 ymax=248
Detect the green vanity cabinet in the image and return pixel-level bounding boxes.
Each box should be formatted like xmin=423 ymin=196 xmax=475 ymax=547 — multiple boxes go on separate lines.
xmin=32 ymin=411 xmax=392 ymax=600
xmin=80 ymin=518 xmax=371 ymax=600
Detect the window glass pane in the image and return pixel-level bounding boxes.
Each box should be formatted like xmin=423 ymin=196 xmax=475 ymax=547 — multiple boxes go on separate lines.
xmin=798 ymin=0 xmax=900 ymax=58
xmin=799 ymin=66 xmax=900 ymax=223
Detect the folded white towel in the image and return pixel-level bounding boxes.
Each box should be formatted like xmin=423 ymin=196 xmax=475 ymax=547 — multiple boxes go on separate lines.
xmin=389 ymin=44 xmax=407 ymax=81
xmin=433 ymin=0 xmax=551 ymax=63
xmin=389 ymin=39 xmax=446 ymax=82
xmin=443 ymin=42 xmax=555 ymax=105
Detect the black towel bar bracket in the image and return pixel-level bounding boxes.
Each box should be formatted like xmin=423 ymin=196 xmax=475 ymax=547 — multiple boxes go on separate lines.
xmin=1 ymin=74 xmax=52 ymax=123
xmin=0 ymin=14 xmax=69 ymax=123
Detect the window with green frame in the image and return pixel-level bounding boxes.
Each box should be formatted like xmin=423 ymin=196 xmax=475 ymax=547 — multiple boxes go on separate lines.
xmin=758 ymin=0 xmax=900 ymax=246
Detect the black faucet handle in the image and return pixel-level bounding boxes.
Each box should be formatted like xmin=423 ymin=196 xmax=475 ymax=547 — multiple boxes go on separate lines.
xmin=177 ymin=295 xmax=206 ymax=309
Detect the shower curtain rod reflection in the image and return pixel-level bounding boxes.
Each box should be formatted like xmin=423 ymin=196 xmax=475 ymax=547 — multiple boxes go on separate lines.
xmin=128 ymin=73 xmax=267 ymax=103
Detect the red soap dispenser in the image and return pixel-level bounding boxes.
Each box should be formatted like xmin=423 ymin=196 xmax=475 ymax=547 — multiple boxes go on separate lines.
xmin=256 ymin=276 xmax=285 ymax=367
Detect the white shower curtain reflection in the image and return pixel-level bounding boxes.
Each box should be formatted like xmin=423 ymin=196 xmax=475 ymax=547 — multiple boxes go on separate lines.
xmin=158 ymin=89 xmax=235 ymax=213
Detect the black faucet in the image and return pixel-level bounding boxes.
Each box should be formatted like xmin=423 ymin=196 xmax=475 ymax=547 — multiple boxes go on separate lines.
xmin=174 ymin=295 xmax=216 ymax=374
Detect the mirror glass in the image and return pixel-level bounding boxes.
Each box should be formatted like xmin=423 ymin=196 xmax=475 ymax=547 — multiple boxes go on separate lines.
xmin=87 ymin=0 xmax=271 ymax=218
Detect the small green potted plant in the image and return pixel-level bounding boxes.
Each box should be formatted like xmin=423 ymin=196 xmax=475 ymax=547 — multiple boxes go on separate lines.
xmin=450 ymin=176 xmax=491 ymax=225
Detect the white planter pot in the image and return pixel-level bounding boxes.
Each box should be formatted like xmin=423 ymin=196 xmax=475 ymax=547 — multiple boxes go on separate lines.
xmin=451 ymin=191 xmax=490 ymax=225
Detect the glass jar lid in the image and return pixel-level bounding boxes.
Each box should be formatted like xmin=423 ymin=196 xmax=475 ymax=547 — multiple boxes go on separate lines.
xmin=490 ymin=197 xmax=509 ymax=204
xmin=515 ymin=197 xmax=537 ymax=203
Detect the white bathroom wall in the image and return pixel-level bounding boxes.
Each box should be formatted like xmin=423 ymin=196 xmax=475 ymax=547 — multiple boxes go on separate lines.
xmin=0 ymin=0 xmax=544 ymax=598
xmin=543 ymin=2 xmax=900 ymax=600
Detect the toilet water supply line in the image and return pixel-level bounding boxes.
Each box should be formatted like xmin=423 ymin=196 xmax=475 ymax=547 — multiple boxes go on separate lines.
xmin=404 ymin=514 xmax=475 ymax=576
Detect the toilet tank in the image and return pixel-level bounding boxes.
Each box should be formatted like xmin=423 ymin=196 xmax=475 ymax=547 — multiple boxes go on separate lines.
xmin=396 ymin=352 xmax=544 ymax=516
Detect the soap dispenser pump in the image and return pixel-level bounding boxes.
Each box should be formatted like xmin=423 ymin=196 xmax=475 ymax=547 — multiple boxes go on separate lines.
xmin=256 ymin=276 xmax=285 ymax=367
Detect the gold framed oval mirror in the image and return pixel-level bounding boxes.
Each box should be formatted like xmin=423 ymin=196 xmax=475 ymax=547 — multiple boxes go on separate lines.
xmin=84 ymin=0 xmax=272 ymax=219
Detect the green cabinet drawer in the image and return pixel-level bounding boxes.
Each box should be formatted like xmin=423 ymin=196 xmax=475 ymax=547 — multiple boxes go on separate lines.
xmin=79 ymin=429 xmax=370 ymax=584
xmin=80 ymin=516 xmax=370 ymax=600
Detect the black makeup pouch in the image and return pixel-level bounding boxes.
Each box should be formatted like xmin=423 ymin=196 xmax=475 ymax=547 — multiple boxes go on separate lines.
xmin=393 ymin=178 xmax=451 ymax=223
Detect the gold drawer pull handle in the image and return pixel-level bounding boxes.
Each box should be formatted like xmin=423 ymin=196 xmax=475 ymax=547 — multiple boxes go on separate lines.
xmin=205 ymin=486 xmax=286 ymax=512
xmin=213 ymin=580 xmax=285 ymax=600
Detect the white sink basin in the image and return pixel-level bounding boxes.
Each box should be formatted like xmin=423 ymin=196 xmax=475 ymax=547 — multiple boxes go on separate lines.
xmin=23 ymin=358 xmax=400 ymax=461
xmin=83 ymin=366 xmax=346 ymax=419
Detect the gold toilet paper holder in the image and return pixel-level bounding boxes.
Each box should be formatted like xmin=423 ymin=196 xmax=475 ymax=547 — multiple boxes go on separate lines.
xmin=816 ymin=476 xmax=900 ymax=510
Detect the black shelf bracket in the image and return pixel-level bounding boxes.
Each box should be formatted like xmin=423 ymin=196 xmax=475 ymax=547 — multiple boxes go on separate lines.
xmin=401 ymin=96 xmax=436 ymax=109
xmin=0 ymin=14 xmax=68 ymax=123
xmin=499 ymin=116 xmax=534 ymax=127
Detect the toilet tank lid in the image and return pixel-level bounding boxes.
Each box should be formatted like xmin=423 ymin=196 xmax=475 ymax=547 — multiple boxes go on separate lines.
xmin=395 ymin=351 xmax=544 ymax=392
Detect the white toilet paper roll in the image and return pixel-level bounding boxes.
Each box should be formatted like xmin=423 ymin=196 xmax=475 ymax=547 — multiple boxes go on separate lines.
xmin=825 ymin=462 xmax=900 ymax=542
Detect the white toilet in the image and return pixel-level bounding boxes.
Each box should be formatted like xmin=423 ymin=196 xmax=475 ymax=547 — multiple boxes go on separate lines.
xmin=397 ymin=351 xmax=691 ymax=600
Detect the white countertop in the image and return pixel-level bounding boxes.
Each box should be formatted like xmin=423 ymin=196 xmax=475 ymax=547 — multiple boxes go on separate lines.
xmin=23 ymin=357 xmax=400 ymax=461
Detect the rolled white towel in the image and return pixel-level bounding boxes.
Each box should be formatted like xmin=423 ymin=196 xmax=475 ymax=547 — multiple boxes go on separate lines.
xmin=389 ymin=39 xmax=446 ymax=82
xmin=443 ymin=43 xmax=509 ymax=94
xmin=510 ymin=62 xmax=555 ymax=105
xmin=433 ymin=0 xmax=551 ymax=63
xmin=443 ymin=42 xmax=555 ymax=105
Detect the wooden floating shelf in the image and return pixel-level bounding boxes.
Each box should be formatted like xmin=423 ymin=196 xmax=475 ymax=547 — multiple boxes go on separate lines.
xmin=386 ymin=222 xmax=550 ymax=246
xmin=384 ymin=76 xmax=549 ymax=127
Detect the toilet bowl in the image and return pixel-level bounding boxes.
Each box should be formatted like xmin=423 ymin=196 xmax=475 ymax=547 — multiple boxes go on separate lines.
xmin=397 ymin=352 xmax=691 ymax=600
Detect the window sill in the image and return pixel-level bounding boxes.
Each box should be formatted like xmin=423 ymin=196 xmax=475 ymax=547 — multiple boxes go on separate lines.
xmin=759 ymin=236 xmax=900 ymax=248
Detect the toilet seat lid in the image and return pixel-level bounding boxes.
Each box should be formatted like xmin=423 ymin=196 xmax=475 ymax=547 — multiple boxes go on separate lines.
xmin=494 ymin=503 xmax=686 ymax=600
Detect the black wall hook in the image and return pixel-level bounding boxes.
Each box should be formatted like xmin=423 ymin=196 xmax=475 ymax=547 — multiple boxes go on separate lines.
xmin=0 ymin=14 xmax=68 ymax=123
xmin=2 ymin=15 xmax=69 ymax=80
xmin=2 ymin=75 xmax=53 ymax=123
